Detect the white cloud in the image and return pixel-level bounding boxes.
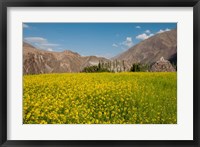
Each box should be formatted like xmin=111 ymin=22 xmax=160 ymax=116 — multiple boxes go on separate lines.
xmin=112 ymin=43 xmax=118 ymax=48
xmin=157 ymin=28 xmax=171 ymax=34
xmin=136 ymin=33 xmax=154 ymax=40
xmin=136 ymin=26 xmax=141 ymax=29
xmin=24 ymin=37 xmax=59 ymax=51
xmin=24 ymin=37 xmax=47 ymax=44
xmin=47 ymin=48 xmax=53 ymax=51
xmin=145 ymin=30 xmax=151 ymax=34
xmin=126 ymin=37 xmax=132 ymax=42
xmin=41 ymin=43 xmax=59 ymax=47
xmin=23 ymin=24 xmax=29 ymax=28
xmin=95 ymin=53 xmax=114 ymax=59
xmin=122 ymin=37 xmax=134 ymax=48
xmin=150 ymin=34 xmax=154 ymax=36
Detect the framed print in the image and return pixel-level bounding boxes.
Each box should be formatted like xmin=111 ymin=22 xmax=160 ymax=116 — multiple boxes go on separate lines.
xmin=0 ymin=0 xmax=200 ymax=146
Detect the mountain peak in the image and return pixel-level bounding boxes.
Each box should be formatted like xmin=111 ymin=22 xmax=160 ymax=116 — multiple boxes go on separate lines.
xmin=62 ymin=50 xmax=81 ymax=56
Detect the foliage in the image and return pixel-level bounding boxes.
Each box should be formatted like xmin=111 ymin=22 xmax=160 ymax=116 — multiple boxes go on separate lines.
xmin=23 ymin=72 xmax=177 ymax=124
xmin=82 ymin=64 xmax=110 ymax=73
xmin=171 ymin=62 xmax=177 ymax=71
xmin=130 ymin=63 xmax=150 ymax=72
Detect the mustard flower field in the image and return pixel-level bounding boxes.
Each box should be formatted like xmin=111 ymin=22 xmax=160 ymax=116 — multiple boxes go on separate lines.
xmin=23 ymin=72 xmax=177 ymax=124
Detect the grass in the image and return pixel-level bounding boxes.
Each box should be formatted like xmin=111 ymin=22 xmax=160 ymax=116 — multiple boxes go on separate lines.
xmin=23 ymin=72 xmax=177 ymax=124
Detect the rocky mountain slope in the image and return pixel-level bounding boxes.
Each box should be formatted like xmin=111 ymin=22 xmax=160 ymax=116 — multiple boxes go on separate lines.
xmin=23 ymin=42 xmax=109 ymax=74
xmin=113 ymin=29 xmax=177 ymax=68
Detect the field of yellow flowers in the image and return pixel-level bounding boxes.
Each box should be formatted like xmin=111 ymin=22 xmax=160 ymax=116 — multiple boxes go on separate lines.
xmin=23 ymin=72 xmax=177 ymax=124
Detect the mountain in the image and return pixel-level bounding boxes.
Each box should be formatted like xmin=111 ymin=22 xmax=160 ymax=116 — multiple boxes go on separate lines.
xmin=24 ymin=29 xmax=177 ymax=74
xmin=113 ymin=29 xmax=177 ymax=67
xmin=23 ymin=42 xmax=109 ymax=74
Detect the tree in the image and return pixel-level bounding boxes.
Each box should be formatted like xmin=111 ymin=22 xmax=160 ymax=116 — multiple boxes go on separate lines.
xmin=82 ymin=62 xmax=110 ymax=73
xmin=82 ymin=66 xmax=99 ymax=73
xmin=122 ymin=60 xmax=125 ymax=71
xmin=130 ymin=63 xmax=150 ymax=72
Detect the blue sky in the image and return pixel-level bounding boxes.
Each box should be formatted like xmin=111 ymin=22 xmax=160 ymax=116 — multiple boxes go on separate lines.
xmin=23 ymin=23 xmax=177 ymax=58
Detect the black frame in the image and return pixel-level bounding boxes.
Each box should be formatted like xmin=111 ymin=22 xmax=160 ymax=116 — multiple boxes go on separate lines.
xmin=0 ymin=0 xmax=199 ymax=146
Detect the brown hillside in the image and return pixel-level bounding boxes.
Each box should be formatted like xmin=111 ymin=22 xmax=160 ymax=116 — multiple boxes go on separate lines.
xmin=113 ymin=29 xmax=177 ymax=67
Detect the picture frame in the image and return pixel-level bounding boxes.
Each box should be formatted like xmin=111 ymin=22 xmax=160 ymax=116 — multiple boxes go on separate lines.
xmin=0 ymin=0 xmax=199 ymax=146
